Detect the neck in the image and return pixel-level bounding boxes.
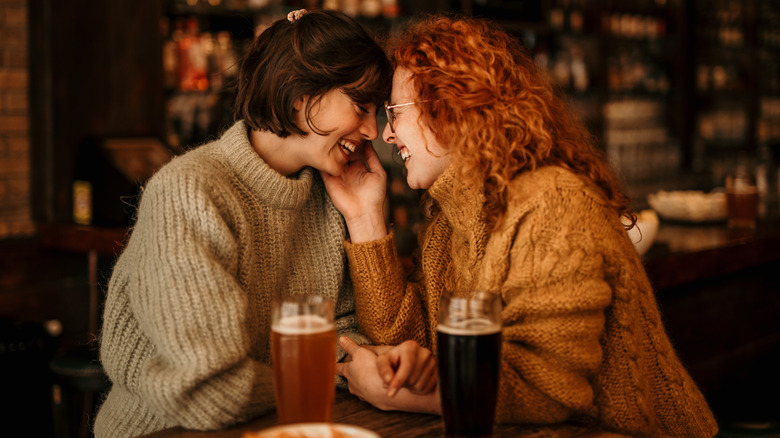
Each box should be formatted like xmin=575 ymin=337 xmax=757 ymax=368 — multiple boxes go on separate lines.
xmin=249 ymin=128 xmax=305 ymax=177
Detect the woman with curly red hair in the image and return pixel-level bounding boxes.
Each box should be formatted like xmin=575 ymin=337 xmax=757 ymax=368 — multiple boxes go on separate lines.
xmin=323 ymin=15 xmax=718 ymax=438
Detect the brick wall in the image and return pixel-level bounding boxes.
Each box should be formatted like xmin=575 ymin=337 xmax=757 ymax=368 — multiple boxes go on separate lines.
xmin=0 ymin=0 xmax=33 ymax=238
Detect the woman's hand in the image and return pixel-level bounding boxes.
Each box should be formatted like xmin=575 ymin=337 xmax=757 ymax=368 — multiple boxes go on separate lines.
xmin=321 ymin=141 xmax=388 ymax=243
xmin=376 ymin=340 xmax=437 ymax=397
xmin=336 ymin=337 xmax=441 ymax=414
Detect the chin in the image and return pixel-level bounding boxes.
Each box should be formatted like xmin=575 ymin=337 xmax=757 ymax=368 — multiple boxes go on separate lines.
xmin=405 ymin=176 xmax=419 ymax=190
xmin=402 ymin=167 xmax=418 ymax=189
xmin=323 ymin=160 xmax=346 ymax=177
xmin=407 ymin=181 xmax=426 ymax=190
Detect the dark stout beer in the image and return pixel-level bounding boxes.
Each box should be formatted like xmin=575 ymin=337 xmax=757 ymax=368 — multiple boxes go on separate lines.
xmin=437 ymin=319 xmax=502 ymax=437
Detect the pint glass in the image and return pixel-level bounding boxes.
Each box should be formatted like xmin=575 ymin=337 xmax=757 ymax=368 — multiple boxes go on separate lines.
xmin=437 ymin=291 xmax=502 ymax=437
xmin=271 ymin=294 xmax=336 ymax=424
xmin=726 ymin=174 xmax=759 ymax=229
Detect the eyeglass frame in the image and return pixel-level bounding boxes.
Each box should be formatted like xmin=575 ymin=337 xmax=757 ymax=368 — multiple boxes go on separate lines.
xmin=384 ymin=100 xmax=431 ymax=133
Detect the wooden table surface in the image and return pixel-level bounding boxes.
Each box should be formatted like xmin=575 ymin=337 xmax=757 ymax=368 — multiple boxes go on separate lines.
xmin=140 ymin=390 xmax=627 ymax=438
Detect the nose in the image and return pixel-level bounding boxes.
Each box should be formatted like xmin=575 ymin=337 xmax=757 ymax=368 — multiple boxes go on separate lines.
xmin=360 ymin=114 xmax=379 ymax=140
xmin=382 ymin=121 xmax=396 ymax=144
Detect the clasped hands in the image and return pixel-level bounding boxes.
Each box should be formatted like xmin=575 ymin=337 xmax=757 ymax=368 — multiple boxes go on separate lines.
xmin=336 ymin=337 xmax=442 ymax=414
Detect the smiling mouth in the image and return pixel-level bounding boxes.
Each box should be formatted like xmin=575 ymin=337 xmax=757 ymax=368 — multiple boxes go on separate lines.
xmin=399 ymin=147 xmax=411 ymax=162
xmin=338 ymin=138 xmax=358 ymax=155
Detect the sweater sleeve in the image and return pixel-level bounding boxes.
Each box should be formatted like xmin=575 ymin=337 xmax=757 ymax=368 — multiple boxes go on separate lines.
xmin=123 ymin=171 xmax=274 ymax=430
xmin=332 ymin=282 xmax=373 ymax=361
xmin=494 ymin=194 xmax=614 ymax=424
xmin=343 ymin=232 xmax=431 ymax=349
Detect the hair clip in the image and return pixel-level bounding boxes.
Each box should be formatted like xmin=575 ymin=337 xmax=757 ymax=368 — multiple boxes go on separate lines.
xmin=287 ymin=9 xmax=308 ymax=23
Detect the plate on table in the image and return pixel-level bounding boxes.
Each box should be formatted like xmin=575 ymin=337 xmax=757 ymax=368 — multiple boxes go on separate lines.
xmin=243 ymin=423 xmax=380 ymax=438
xmin=647 ymin=190 xmax=727 ymax=223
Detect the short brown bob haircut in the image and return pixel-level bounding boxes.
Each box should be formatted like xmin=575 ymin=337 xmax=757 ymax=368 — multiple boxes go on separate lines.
xmin=234 ymin=9 xmax=392 ymax=138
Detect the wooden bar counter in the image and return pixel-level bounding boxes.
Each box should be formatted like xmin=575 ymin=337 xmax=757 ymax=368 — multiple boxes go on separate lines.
xmin=643 ymin=210 xmax=780 ymax=291
xmin=639 ymin=208 xmax=780 ymax=424
xmin=140 ymin=389 xmax=627 ymax=438
xmin=12 ymin=206 xmax=778 ymax=430
xmin=133 ymin=209 xmax=778 ymax=437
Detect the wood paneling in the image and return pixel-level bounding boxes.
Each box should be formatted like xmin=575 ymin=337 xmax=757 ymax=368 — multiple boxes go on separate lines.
xmin=29 ymin=0 xmax=165 ymax=224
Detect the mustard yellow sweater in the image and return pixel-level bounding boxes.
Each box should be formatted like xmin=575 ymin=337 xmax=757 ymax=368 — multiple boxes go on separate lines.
xmin=345 ymin=165 xmax=718 ymax=437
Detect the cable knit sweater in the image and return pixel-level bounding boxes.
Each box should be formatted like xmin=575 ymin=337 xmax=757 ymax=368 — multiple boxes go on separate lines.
xmin=345 ymin=165 xmax=718 ymax=438
xmin=95 ymin=121 xmax=368 ymax=438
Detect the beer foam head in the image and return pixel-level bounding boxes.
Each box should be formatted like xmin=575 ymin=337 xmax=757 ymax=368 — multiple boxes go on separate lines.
xmin=273 ymin=314 xmax=334 ymax=334
xmin=438 ymin=317 xmax=501 ymax=336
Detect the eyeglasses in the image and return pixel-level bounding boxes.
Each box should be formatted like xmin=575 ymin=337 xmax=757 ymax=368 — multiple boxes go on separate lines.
xmin=384 ymin=100 xmax=429 ymax=133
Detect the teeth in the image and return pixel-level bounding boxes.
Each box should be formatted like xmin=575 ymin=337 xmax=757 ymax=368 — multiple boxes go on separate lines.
xmin=399 ymin=149 xmax=411 ymax=161
xmin=338 ymin=139 xmax=356 ymax=154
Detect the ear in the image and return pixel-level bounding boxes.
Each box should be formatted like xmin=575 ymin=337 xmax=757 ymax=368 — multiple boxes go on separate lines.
xmin=293 ymin=95 xmax=307 ymax=112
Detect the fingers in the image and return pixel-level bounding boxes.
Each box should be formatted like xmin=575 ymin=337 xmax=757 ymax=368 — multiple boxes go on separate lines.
xmin=319 ymin=170 xmax=344 ymax=193
xmin=339 ymin=336 xmax=362 ymax=357
xmin=319 ymin=169 xmax=333 ymax=184
xmin=411 ymin=356 xmax=438 ymax=394
xmin=335 ymin=361 xmax=349 ymax=377
xmin=375 ymin=341 xmax=422 ymax=397
xmin=389 ymin=341 xmax=440 ymax=397
xmin=363 ymin=142 xmax=385 ymax=175
xmin=405 ymin=344 xmax=428 ymax=385
xmin=375 ymin=354 xmax=396 ymax=392
xmin=384 ymin=348 xmax=416 ymax=397
xmin=362 ymin=344 xmax=392 ymax=355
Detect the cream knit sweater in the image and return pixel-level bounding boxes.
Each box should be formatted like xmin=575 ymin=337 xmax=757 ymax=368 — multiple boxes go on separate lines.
xmin=345 ymin=165 xmax=718 ymax=437
xmin=95 ymin=122 xmax=368 ymax=438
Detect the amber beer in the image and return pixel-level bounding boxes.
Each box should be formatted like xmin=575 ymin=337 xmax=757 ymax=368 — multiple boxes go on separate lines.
xmin=271 ymin=296 xmax=336 ymax=424
xmin=726 ymin=186 xmax=759 ymax=229
xmin=437 ymin=292 xmax=502 ymax=437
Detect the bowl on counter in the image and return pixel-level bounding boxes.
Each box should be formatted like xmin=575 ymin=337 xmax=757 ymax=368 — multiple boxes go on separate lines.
xmin=625 ymin=209 xmax=659 ymax=256
xmin=243 ymin=423 xmax=380 ymax=438
xmin=647 ymin=189 xmax=727 ymax=223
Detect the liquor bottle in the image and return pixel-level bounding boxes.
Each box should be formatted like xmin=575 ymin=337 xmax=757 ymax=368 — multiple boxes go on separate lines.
xmin=72 ymin=139 xmax=139 ymax=227
xmin=178 ymin=18 xmax=209 ymax=91
xmin=162 ymin=19 xmax=182 ymax=90
xmin=72 ymin=140 xmax=97 ymax=226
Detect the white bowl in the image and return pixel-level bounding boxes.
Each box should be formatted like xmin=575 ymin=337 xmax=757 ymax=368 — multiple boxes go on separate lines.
xmin=243 ymin=423 xmax=380 ymax=438
xmin=647 ymin=190 xmax=727 ymax=223
xmin=625 ymin=209 xmax=659 ymax=256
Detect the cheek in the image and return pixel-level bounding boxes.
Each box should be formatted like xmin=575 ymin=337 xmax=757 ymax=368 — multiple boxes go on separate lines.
xmin=341 ymin=114 xmax=362 ymax=133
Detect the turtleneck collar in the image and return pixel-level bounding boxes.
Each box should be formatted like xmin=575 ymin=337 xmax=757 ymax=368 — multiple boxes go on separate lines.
xmin=220 ymin=121 xmax=315 ymax=210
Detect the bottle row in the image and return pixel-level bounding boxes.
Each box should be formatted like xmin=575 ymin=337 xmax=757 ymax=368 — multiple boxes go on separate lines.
xmin=168 ymin=0 xmax=400 ymax=18
xmin=169 ymin=0 xmax=275 ymax=10
xmin=759 ymin=98 xmax=780 ymax=144
xmin=600 ymin=13 xmax=668 ymax=40
xmin=547 ymin=7 xmax=669 ymax=40
xmin=695 ymin=99 xmax=780 ymax=146
xmin=161 ymin=17 xmax=241 ymax=92
xmin=603 ymin=99 xmax=679 ymax=184
xmin=695 ymin=0 xmax=780 ymax=47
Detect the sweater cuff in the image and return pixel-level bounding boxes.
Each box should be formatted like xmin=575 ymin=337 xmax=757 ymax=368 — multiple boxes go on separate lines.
xmin=344 ymin=232 xmax=402 ymax=280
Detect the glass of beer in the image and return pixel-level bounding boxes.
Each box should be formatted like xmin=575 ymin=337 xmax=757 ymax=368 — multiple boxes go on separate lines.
xmin=437 ymin=291 xmax=502 ymax=437
xmin=271 ymin=294 xmax=336 ymax=424
xmin=726 ymin=172 xmax=759 ymax=229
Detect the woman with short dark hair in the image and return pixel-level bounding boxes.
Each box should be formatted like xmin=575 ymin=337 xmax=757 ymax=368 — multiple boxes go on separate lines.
xmin=94 ymin=10 xmax=391 ymax=438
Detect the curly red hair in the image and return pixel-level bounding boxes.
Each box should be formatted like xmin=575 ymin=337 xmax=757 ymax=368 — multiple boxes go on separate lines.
xmin=390 ymin=15 xmax=634 ymax=229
